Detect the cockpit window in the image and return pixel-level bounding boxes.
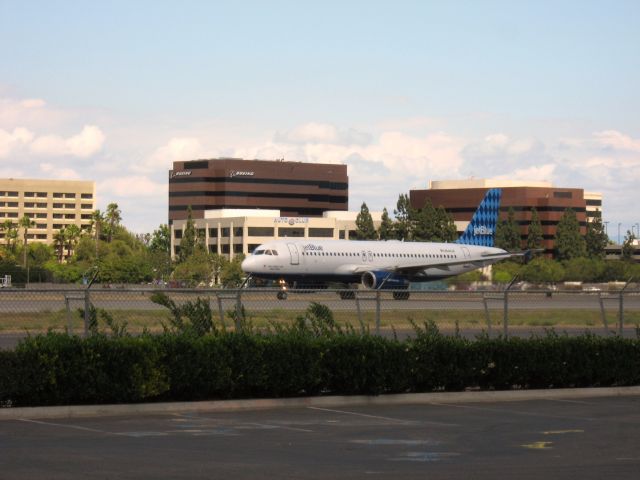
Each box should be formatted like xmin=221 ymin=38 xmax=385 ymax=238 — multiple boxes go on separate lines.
xmin=265 ymin=250 xmax=273 ymax=255
xmin=254 ymin=249 xmax=265 ymax=255
xmin=272 ymin=249 xmax=279 ymax=256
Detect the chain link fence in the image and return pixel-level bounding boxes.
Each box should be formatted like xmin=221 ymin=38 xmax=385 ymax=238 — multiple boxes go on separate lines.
xmin=1 ymin=285 xmax=639 ymax=339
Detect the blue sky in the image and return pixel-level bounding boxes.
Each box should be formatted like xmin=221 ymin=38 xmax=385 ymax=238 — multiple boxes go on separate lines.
xmin=1 ymin=1 xmax=639 ymax=238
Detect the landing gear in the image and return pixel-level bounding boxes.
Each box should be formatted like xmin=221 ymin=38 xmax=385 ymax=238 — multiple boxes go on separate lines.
xmin=277 ymin=279 xmax=288 ymax=300
xmin=276 ymin=291 xmax=288 ymax=300
xmin=392 ymin=291 xmax=410 ymax=300
xmin=338 ymin=290 xmax=356 ymax=300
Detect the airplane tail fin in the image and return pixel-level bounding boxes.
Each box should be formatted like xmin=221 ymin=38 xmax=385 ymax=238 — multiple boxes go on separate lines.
xmin=455 ymin=188 xmax=502 ymax=247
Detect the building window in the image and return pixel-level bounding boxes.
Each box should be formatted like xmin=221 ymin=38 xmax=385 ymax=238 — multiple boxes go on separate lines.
xmin=81 ymin=204 xmax=92 ymax=209
xmin=221 ymin=228 xmax=230 ymax=237
xmin=248 ymin=227 xmax=275 ymax=237
xmin=221 ymin=244 xmax=230 ymax=254
xmin=36 ymin=234 xmax=47 ymax=239
xmin=65 ymin=214 xmax=76 ymax=219
xmin=65 ymin=203 xmax=75 ymax=209
xmin=64 ymin=193 xmax=76 ymax=198
xmin=24 ymin=192 xmax=35 ymax=197
xmin=37 ymin=203 xmax=47 ymax=208
xmin=233 ymin=244 xmax=243 ymax=253
xmin=53 ymin=224 xmax=63 ymax=229
xmin=81 ymin=193 xmax=93 ymax=199
xmin=81 ymin=214 xmax=92 ymax=219
xmin=53 ymin=203 xmax=63 ymax=208
xmin=309 ymin=228 xmax=334 ymax=238
xmin=234 ymin=227 xmax=243 ymax=237
xmin=208 ymin=228 xmax=218 ymax=238
xmin=248 ymin=244 xmax=261 ymax=253
xmin=36 ymin=192 xmax=47 ymax=198
xmin=6 ymin=191 xmax=18 ymax=197
xmin=174 ymin=229 xmax=183 ymax=239
xmin=53 ymin=213 xmax=63 ymax=219
xmin=53 ymin=193 xmax=63 ymax=198
xmin=208 ymin=245 xmax=218 ymax=254
xmin=278 ymin=227 xmax=304 ymax=237
xmin=24 ymin=202 xmax=35 ymax=208
xmin=36 ymin=223 xmax=47 ymax=229
xmin=553 ymin=191 xmax=572 ymax=199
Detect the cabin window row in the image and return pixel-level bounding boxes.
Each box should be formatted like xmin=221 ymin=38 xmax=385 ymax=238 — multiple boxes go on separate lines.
xmin=301 ymin=252 xmax=457 ymax=259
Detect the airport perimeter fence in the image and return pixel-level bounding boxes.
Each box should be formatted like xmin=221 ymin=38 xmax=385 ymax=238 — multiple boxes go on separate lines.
xmin=1 ymin=285 xmax=640 ymax=339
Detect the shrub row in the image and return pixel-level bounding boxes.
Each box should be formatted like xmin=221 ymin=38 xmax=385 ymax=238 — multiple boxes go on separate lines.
xmin=1 ymin=330 xmax=639 ymax=407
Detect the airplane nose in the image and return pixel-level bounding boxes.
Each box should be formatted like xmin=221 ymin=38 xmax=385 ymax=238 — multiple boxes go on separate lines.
xmin=241 ymin=256 xmax=253 ymax=273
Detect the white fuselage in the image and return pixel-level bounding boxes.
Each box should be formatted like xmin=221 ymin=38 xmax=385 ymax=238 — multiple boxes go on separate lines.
xmin=241 ymin=239 xmax=509 ymax=286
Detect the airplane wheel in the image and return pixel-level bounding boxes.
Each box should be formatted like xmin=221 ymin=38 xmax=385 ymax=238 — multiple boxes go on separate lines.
xmin=277 ymin=291 xmax=288 ymax=300
xmin=393 ymin=291 xmax=410 ymax=300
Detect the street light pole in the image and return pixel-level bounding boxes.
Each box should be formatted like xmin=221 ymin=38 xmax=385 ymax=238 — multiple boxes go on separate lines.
xmin=618 ymin=222 xmax=622 ymax=245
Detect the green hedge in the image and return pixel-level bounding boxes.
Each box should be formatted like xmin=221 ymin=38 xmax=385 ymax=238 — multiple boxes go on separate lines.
xmin=1 ymin=331 xmax=640 ymax=407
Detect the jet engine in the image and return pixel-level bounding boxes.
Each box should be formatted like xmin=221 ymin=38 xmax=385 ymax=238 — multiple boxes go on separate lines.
xmin=361 ymin=271 xmax=409 ymax=290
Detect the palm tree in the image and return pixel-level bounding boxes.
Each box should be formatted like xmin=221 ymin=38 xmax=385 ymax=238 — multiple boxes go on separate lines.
xmin=64 ymin=224 xmax=82 ymax=258
xmin=19 ymin=215 xmax=36 ymax=268
xmin=53 ymin=229 xmax=66 ymax=263
xmin=1 ymin=219 xmax=17 ymax=251
xmin=90 ymin=209 xmax=104 ymax=257
xmin=105 ymin=203 xmax=121 ymax=243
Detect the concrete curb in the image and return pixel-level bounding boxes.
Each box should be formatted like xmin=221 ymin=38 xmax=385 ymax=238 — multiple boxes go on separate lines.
xmin=3 ymin=386 xmax=640 ymax=420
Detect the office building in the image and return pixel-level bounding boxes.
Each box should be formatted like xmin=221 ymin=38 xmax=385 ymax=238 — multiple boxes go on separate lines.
xmin=168 ymin=158 xmax=348 ymax=225
xmin=0 ymin=178 xmax=96 ymax=244
xmin=410 ymin=179 xmax=603 ymax=255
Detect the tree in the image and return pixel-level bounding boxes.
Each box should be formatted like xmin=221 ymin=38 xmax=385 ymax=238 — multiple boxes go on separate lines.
xmin=221 ymin=254 xmax=245 ymax=288
xmin=19 ymin=215 xmax=36 ymax=267
xmin=90 ymin=209 xmax=104 ymax=259
xmin=149 ymin=225 xmax=171 ymax=253
xmin=1 ymin=219 xmax=18 ymax=252
xmin=178 ymin=207 xmax=197 ymax=262
xmin=393 ymin=193 xmax=413 ymax=240
xmin=554 ymin=208 xmax=586 ymax=261
xmin=412 ymin=199 xmax=438 ymax=241
xmin=585 ymin=215 xmax=608 ymax=259
xmin=520 ymin=257 xmax=565 ymax=284
xmin=105 ymin=203 xmax=122 ymax=243
xmin=436 ymin=206 xmax=457 ymax=242
xmin=526 ymin=208 xmax=544 ymax=251
xmin=52 ymin=229 xmax=66 ymax=263
xmin=378 ymin=208 xmax=394 ymax=240
xmin=495 ymin=207 xmax=521 ymax=251
xmin=354 ymin=202 xmax=377 ymax=240
xmin=621 ymin=230 xmax=636 ymax=261
xmin=64 ymin=224 xmax=82 ymax=259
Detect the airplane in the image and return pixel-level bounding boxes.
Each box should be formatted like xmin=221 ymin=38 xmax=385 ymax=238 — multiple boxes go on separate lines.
xmin=241 ymin=188 xmax=526 ymax=299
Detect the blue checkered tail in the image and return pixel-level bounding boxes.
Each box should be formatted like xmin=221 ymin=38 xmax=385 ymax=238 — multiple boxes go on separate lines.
xmin=454 ymin=188 xmax=502 ymax=247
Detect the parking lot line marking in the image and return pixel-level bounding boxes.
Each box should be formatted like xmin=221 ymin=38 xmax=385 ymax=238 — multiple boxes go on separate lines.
xmin=307 ymin=407 xmax=458 ymax=426
xmin=428 ymin=403 xmax=594 ymax=421
xmin=19 ymin=418 xmax=111 ymax=435
xmin=245 ymin=422 xmax=313 ymax=433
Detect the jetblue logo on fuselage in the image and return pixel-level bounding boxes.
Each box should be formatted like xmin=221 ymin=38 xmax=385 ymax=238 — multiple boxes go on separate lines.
xmin=473 ymin=225 xmax=494 ymax=236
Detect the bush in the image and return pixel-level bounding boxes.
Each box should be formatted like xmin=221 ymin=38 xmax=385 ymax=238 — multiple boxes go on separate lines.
xmin=2 ymin=328 xmax=639 ymax=408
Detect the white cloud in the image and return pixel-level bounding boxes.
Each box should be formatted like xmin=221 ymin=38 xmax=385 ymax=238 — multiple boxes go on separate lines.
xmin=275 ymin=122 xmax=371 ymax=146
xmin=99 ymin=176 xmax=166 ymax=197
xmin=494 ymin=163 xmax=556 ymax=182
xmin=0 ymin=127 xmax=34 ymax=157
xmin=593 ymin=130 xmax=640 ymax=152
xmin=39 ymin=163 xmax=80 ymax=179
xmin=140 ymin=137 xmax=208 ymax=172
xmin=28 ymin=125 xmax=105 ymax=158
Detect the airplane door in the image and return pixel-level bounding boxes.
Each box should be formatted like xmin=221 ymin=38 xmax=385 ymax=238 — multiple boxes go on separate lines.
xmin=461 ymin=246 xmax=471 ymax=258
xmin=287 ymin=243 xmax=300 ymax=265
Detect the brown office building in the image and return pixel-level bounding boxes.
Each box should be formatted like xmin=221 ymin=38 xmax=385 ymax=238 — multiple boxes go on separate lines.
xmin=168 ymin=158 xmax=348 ymax=224
xmin=410 ymin=180 xmax=603 ymax=256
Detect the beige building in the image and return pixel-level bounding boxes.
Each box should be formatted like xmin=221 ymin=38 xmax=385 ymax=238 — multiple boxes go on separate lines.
xmin=0 ymin=178 xmax=96 ymax=244
xmin=171 ymin=209 xmax=382 ymax=259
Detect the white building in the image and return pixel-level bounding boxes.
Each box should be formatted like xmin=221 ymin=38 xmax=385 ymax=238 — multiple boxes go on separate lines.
xmin=171 ymin=209 xmax=383 ymax=259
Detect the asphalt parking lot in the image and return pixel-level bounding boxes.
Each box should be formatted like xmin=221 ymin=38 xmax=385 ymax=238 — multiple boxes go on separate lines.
xmin=2 ymin=394 xmax=640 ymax=479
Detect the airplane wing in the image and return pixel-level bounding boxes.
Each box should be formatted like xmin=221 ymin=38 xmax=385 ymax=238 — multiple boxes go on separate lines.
xmin=349 ymin=250 xmax=528 ymax=276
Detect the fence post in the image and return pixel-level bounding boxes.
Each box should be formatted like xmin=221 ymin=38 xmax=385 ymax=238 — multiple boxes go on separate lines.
xmin=235 ymin=290 xmax=243 ymax=331
xmin=216 ymin=296 xmax=226 ymax=328
xmin=83 ymin=289 xmax=91 ymax=337
xmin=355 ymin=292 xmax=362 ymax=329
xmin=503 ymin=290 xmax=509 ymax=338
xmin=483 ymin=295 xmax=492 ymax=337
xmin=598 ymin=292 xmax=609 ymax=333
xmin=375 ymin=290 xmax=381 ymax=335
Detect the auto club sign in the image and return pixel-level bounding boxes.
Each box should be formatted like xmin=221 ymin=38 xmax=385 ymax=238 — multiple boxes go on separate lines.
xmin=274 ymin=217 xmax=309 ymax=225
